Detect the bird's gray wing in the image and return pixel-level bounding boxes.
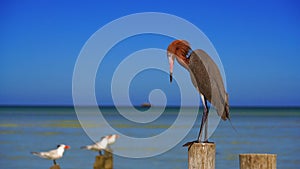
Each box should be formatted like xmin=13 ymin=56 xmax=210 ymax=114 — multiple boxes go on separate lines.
xmin=188 ymin=51 xmax=212 ymax=100
xmin=189 ymin=49 xmax=229 ymax=120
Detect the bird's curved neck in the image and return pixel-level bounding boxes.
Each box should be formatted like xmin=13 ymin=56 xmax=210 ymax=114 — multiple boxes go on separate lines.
xmin=167 ymin=40 xmax=192 ymax=69
xmin=175 ymin=49 xmax=192 ymax=70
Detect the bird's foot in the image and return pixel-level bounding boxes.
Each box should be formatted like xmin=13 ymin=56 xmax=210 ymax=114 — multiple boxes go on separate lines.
xmin=182 ymin=140 xmax=199 ymax=147
xmin=183 ymin=140 xmax=214 ymax=147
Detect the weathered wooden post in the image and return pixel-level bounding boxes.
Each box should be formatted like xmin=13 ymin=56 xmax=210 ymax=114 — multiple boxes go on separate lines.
xmin=93 ymin=150 xmax=113 ymax=169
xmin=49 ymin=164 xmax=60 ymax=169
xmin=239 ymin=153 xmax=276 ymax=169
xmin=188 ymin=142 xmax=215 ymax=169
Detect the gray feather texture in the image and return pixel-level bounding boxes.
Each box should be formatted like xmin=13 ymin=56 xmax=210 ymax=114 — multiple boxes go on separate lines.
xmin=188 ymin=49 xmax=229 ymax=120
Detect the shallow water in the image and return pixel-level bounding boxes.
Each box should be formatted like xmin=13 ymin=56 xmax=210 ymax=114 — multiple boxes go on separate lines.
xmin=0 ymin=107 xmax=299 ymax=169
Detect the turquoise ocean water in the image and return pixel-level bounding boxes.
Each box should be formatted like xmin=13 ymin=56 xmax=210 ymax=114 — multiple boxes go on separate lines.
xmin=0 ymin=107 xmax=299 ymax=169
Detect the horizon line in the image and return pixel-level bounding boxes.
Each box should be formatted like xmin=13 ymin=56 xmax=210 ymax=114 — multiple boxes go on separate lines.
xmin=0 ymin=105 xmax=300 ymax=109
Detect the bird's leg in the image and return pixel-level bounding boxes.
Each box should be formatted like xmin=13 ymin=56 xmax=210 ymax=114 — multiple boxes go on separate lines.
xmin=197 ymin=94 xmax=208 ymax=143
xmin=107 ymin=145 xmax=112 ymax=152
xmin=183 ymin=94 xmax=209 ymax=147
xmin=197 ymin=106 xmax=208 ymax=142
xmin=204 ymin=108 xmax=209 ymax=142
xmin=53 ymin=160 xmax=57 ymax=165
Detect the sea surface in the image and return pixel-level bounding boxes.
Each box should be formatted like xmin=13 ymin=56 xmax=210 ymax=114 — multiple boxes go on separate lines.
xmin=0 ymin=107 xmax=299 ymax=169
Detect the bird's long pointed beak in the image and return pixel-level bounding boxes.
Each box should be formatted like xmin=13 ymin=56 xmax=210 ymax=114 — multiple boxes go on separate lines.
xmin=168 ymin=54 xmax=174 ymax=83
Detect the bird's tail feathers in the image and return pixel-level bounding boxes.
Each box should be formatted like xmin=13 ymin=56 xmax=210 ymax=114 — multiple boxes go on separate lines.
xmin=31 ymin=152 xmax=44 ymax=158
xmin=31 ymin=152 xmax=39 ymax=155
xmin=80 ymin=146 xmax=88 ymax=149
xmin=221 ymin=93 xmax=230 ymax=120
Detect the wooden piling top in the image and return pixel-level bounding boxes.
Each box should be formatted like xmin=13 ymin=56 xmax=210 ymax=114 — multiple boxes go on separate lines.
xmin=188 ymin=142 xmax=216 ymax=169
xmin=239 ymin=153 xmax=277 ymax=169
xmin=94 ymin=150 xmax=113 ymax=169
xmin=49 ymin=164 xmax=60 ymax=169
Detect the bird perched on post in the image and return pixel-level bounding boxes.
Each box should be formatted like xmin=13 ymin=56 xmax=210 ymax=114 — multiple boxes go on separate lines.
xmin=31 ymin=144 xmax=70 ymax=165
xmin=167 ymin=40 xmax=229 ymax=146
xmin=81 ymin=134 xmax=119 ymax=155
xmin=107 ymin=134 xmax=120 ymax=146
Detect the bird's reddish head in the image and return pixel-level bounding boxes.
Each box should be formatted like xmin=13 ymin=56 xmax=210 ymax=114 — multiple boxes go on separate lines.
xmin=167 ymin=40 xmax=191 ymax=82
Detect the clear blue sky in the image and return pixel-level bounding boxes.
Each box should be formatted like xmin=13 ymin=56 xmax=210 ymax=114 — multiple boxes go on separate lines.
xmin=1 ymin=0 xmax=299 ymax=106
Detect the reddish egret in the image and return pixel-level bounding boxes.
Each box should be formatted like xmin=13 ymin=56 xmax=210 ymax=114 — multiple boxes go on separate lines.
xmin=31 ymin=144 xmax=70 ymax=165
xmin=167 ymin=40 xmax=229 ymax=145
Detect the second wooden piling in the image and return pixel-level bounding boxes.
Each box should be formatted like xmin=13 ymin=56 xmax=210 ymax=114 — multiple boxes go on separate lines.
xmin=188 ymin=142 xmax=215 ymax=169
xmin=239 ymin=153 xmax=276 ymax=169
xmin=93 ymin=151 xmax=113 ymax=169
